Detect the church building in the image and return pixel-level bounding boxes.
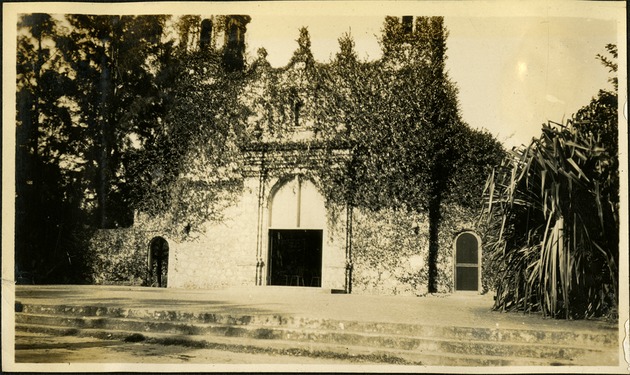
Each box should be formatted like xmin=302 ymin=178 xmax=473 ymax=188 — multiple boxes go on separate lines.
xmin=89 ymin=15 xmax=484 ymax=296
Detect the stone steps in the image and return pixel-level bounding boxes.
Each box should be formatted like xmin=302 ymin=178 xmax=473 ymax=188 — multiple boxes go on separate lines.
xmin=17 ymin=303 xmax=617 ymax=346
xmin=15 ymin=312 xmax=613 ymax=362
xmin=16 ymin=322 xmax=586 ymax=366
xmin=15 ymin=303 xmax=619 ymax=366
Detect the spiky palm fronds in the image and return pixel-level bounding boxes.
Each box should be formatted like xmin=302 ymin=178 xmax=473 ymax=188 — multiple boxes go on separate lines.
xmin=481 ymin=121 xmax=618 ymax=319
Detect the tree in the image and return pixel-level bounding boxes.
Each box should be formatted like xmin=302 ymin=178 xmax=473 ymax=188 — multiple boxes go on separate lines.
xmin=15 ymin=14 xmax=174 ymax=282
xmin=481 ymin=45 xmax=619 ymax=318
xmin=56 ymin=15 xmax=170 ymax=228
xmin=16 ymin=14 xmax=91 ymax=282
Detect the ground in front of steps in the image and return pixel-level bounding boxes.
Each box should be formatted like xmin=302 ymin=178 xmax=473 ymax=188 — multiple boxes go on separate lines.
xmin=15 ymin=331 xmax=362 ymax=366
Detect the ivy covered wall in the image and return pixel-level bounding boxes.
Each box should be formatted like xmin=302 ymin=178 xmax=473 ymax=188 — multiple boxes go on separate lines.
xmin=87 ymin=187 xmax=491 ymax=295
xmin=351 ymin=203 xmax=483 ymax=296
xmin=87 ymin=228 xmax=152 ymax=286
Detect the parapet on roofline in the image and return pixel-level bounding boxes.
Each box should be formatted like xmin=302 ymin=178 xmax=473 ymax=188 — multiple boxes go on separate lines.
xmin=242 ymin=138 xmax=351 ymax=152
xmin=241 ymin=139 xmax=352 ymax=176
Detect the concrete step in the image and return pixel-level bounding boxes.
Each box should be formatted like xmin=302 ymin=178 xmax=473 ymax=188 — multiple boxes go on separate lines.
xmin=17 ymin=302 xmax=617 ymax=347
xmin=15 ymin=312 xmax=617 ymax=365
xmin=16 ymin=322 xmax=588 ymax=366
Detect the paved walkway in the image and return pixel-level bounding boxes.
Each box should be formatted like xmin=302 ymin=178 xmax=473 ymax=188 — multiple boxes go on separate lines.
xmin=14 ymin=285 xmax=617 ymax=333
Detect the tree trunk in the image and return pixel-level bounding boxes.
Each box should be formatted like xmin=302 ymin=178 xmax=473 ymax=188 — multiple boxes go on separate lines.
xmin=97 ymin=41 xmax=111 ymax=228
xmin=427 ymin=196 xmax=441 ymax=293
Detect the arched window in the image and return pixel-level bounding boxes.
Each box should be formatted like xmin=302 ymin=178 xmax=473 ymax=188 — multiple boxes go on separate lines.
xmin=453 ymin=232 xmax=481 ymax=292
xmin=402 ymin=15 xmax=413 ymax=34
xmin=200 ymin=19 xmax=213 ymax=50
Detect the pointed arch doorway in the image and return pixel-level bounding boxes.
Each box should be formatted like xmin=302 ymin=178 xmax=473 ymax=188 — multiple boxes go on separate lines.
xmin=267 ymin=176 xmax=324 ymax=287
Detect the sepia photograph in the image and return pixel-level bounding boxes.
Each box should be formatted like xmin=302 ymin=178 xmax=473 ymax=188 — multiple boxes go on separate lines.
xmin=2 ymin=1 xmax=628 ymax=372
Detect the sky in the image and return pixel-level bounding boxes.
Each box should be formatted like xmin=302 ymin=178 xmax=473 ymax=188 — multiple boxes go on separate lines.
xmin=245 ymin=10 xmax=620 ymax=149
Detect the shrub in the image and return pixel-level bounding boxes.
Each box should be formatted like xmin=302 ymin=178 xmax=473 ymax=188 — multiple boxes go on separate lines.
xmin=481 ymin=120 xmax=618 ymax=318
xmin=87 ymin=228 xmax=149 ymax=285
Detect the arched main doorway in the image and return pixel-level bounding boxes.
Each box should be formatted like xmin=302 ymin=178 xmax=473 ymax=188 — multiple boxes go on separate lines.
xmin=148 ymin=236 xmax=169 ymax=287
xmin=267 ymin=176 xmax=324 ymax=287
xmin=453 ymin=232 xmax=481 ymax=292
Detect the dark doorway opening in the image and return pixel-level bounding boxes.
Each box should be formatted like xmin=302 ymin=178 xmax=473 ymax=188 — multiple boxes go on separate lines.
xmin=268 ymin=229 xmax=322 ymax=287
xmin=454 ymin=232 xmax=479 ymax=291
xmin=149 ymin=236 xmax=169 ymax=287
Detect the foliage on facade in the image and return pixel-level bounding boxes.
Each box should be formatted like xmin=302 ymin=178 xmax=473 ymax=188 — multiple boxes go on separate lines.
xmin=125 ymin=50 xmax=249 ymax=242
xmin=352 ymin=203 xmax=481 ymax=295
xmin=88 ymin=228 xmax=149 ymax=286
xmin=87 ymin=212 xmax=173 ymax=286
xmin=480 ymin=45 xmax=619 ymax=318
xmin=352 ymin=207 xmax=429 ymax=295
xmin=237 ymin=20 xmax=504 ymax=293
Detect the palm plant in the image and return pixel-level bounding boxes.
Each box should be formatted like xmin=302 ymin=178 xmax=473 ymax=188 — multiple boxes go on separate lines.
xmin=481 ymin=119 xmax=618 ymax=318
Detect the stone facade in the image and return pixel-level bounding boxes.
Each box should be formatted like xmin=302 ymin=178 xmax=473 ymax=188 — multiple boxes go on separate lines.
xmin=166 ymin=169 xmax=348 ymax=290
xmin=167 ymin=177 xmax=259 ymax=289
xmin=130 ymin=142 xmax=350 ymax=291
xmin=89 ymin=195 xmax=482 ymax=294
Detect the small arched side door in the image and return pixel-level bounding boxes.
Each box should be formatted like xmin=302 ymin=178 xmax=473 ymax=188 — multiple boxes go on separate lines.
xmin=148 ymin=236 xmax=169 ymax=287
xmin=453 ymin=231 xmax=481 ymax=292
